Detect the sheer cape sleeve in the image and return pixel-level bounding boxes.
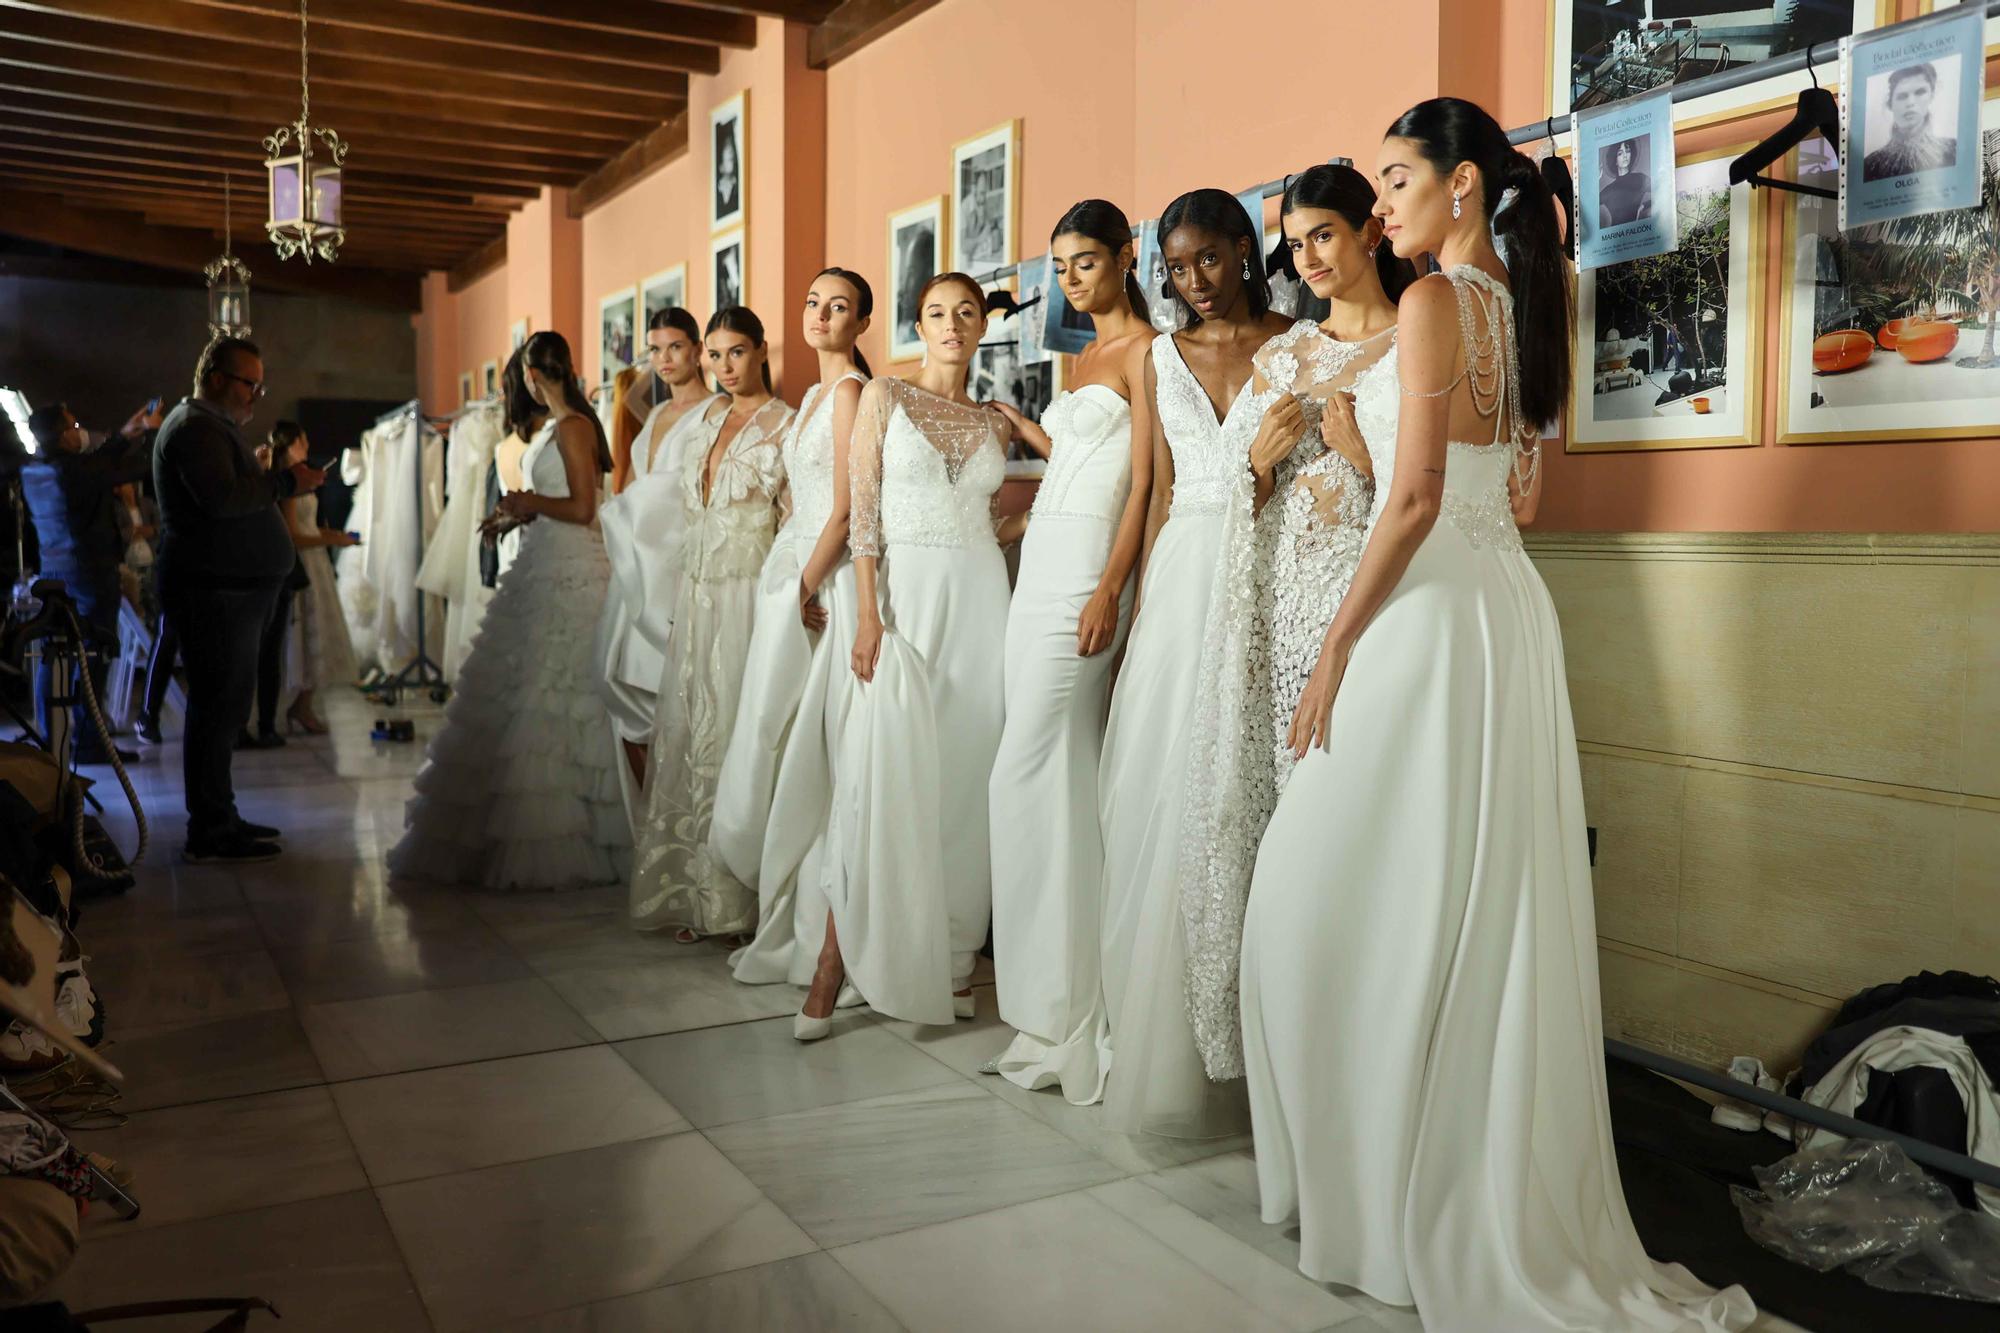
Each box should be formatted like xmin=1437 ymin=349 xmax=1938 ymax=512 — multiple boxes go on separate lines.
xmin=846 ymin=378 xmax=896 ymax=559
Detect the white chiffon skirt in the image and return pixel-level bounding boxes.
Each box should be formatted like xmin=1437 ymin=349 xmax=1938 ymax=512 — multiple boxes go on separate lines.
xmin=989 ymin=516 xmax=1128 ymax=1104
xmin=822 ymin=542 xmax=1007 ymax=1025
xmin=1098 ymin=509 xmax=1249 ymax=1139
xmin=729 ymin=564 xmax=857 ymax=988
xmin=286 ymin=543 xmax=359 ymax=696
xmin=388 ymin=520 xmax=630 ymax=892
xmin=1240 ymin=515 xmax=1755 ymax=1329
xmin=711 ymin=531 xmax=819 ymax=892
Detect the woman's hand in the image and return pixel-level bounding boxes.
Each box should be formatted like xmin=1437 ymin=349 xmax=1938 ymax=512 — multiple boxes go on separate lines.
xmin=1075 ymin=586 xmax=1119 ymax=658
xmin=798 ymin=577 xmax=828 ymax=633
xmin=988 ymin=401 xmax=1028 ymax=439
xmin=851 ymin=611 xmax=884 ymax=682
xmin=1286 ymin=636 xmax=1352 ymax=759
xmin=1248 ymin=394 xmax=1305 ymax=479
xmin=328 ymin=529 xmax=361 ymax=549
xmin=1316 ymin=389 xmax=1373 ymax=478
xmin=496 ymin=490 xmax=538 ymax=521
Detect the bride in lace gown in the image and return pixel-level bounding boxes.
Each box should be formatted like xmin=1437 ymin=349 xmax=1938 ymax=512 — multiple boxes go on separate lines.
xmin=711 ymin=271 xmax=872 ymax=901
xmin=795 ymin=273 xmax=1010 ymax=1036
xmin=388 ymin=332 xmax=629 ymax=891
xmin=1097 ymin=189 xmax=1293 ymax=1138
xmin=629 ymin=309 xmax=794 ymax=940
xmin=1240 ymin=99 xmax=1755 ymax=1329
xmin=983 ymin=202 xmax=1155 ymax=1104
xmin=595 ymin=307 xmax=721 ymax=812
xmin=1177 ymin=166 xmax=1405 ymax=1085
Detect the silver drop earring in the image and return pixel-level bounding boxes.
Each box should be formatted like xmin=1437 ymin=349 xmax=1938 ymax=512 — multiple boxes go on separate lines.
xmin=1241 ymin=257 xmax=1251 ymax=279
xmin=1452 ymin=191 xmax=1463 ymax=220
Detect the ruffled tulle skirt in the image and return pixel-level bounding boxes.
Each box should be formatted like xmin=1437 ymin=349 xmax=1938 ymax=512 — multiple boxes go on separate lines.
xmin=388 ymin=519 xmax=630 ymax=892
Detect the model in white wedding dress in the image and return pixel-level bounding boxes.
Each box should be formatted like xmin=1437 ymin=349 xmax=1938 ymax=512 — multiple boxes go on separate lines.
xmin=388 ymin=342 xmax=628 ymax=891
xmin=628 ymin=386 xmax=794 ymax=938
xmin=1240 ymin=104 xmax=1754 ymax=1331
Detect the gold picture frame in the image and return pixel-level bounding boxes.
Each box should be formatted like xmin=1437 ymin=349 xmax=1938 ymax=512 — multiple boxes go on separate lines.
xmin=950 ymin=119 xmax=1020 ymax=278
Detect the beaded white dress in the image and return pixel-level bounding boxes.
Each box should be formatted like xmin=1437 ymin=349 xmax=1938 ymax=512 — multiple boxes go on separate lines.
xmin=824 ymin=377 xmax=1009 ymax=1025
xmin=711 ymin=373 xmax=867 ymax=893
xmin=1177 ymin=321 xmax=1390 ymax=1083
xmin=628 ymin=395 xmax=794 ymax=937
xmin=988 ymin=385 xmax=1133 ymax=1103
xmin=388 ymin=421 xmax=629 ymax=891
xmin=283 ymin=492 xmax=361 ymax=697
xmin=1240 ymin=268 xmax=1755 ymax=1329
xmin=1098 ymin=333 xmax=1264 ymax=1138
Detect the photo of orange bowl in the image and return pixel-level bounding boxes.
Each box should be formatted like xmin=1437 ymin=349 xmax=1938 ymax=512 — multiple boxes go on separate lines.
xmin=1691 ymin=396 xmax=1712 ymax=414
xmin=1877 ymin=318 xmax=1909 ymax=350
xmin=1892 ymin=320 xmax=1956 ymax=364
xmin=1812 ymin=329 xmax=1874 ymax=374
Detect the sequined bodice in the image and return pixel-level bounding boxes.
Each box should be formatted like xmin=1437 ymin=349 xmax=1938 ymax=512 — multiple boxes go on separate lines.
xmin=782 ymin=373 xmax=866 ymax=546
xmin=676 ymin=396 xmax=794 ymax=581
xmin=1031 ymin=386 xmax=1132 ymax=522
xmin=1152 ymin=334 xmax=1259 ymax=519
xmin=848 ymin=378 xmax=1006 ymax=556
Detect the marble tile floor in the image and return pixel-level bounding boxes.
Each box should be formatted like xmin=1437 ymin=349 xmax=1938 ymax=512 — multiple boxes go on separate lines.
xmin=32 ymin=691 xmax=1820 ymax=1332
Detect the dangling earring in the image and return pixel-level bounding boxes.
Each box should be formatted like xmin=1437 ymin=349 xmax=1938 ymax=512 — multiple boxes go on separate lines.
xmin=1452 ymin=191 xmax=1463 ymax=220
xmin=1241 ymin=257 xmax=1252 ymax=279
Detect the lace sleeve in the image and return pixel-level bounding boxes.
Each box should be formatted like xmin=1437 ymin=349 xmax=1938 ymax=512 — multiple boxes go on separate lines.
xmin=846 ymin=378 xmax=895 ymax=558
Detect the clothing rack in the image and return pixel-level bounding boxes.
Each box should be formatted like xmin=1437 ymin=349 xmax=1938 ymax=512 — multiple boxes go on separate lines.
xmin=363 ymin=398 xmax=448 ymax=698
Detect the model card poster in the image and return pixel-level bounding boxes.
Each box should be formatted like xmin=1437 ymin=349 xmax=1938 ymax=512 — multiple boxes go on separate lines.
xmin=1842 ymin=7 xmax=1986 ymax=230
xmin=1576 ymin=90 xmax=1678 ymax=271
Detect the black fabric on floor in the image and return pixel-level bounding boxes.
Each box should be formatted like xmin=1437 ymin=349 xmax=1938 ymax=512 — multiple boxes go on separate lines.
xmin=1606 ymin=1058 xmax=1990 ymax=1333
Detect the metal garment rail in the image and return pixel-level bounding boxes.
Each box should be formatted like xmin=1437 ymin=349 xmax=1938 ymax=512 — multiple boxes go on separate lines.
xmin=1609 ymin=1038 xmax=2000 ymax=1192
xmin=1507 ymin=0 xmax=2000 ymax=145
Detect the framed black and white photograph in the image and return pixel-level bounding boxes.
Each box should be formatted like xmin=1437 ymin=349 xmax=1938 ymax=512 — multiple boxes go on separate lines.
xmin=1552 ymin=1 xmax=1890 ymax=122
xmin=951 ymin=120 xmax=1018 ymax=276
xmin=1570 ymin=145 xmax=1764 ymax=452
xmin=598 ymin=288 xmax=637 ymax=387
xmin=1779 ymin=88 xmax=2000 ymax=443
xmin=974 ymin=291 xmax=1060 ymax=452
xmin=710 ymin=90 xmax=747 ymax=233
xmin=458 ymin=370 xmax=474 ymax=406
xmin=710 ymin=230 xmax=745 ymax=313
xmin=480 ymin=359 xmax=498 ymax=399
xmin=887 ymin=195 xmax=946 ymax=363
xmin=642 ymin=264 xmax=688 ymax=328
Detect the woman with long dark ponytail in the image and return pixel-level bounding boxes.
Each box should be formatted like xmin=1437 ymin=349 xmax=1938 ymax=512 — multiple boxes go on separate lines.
xmin=1237 ymin=99 xmax=1753 ymax=1330
xmin=717 ymin=269 xmax=873 ymax=988
xmin=629 ymin=306 xmax=794 ymax=943
xmin=1096 ymin=187 xmax=1292 ymax=1139
xmin=982 ymin=200 xmax=1152 ymax=1104
xmin=389 ymin=330 xmax=630 ymax=891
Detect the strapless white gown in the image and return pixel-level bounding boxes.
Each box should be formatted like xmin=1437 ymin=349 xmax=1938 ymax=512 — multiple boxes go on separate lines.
xmin=711 ymin=373 xmax=866 ymax=892
xmin=1241 ymin=268 xmax=1755 ymax=1329
xmin=1097 ymin=334 xmax=1263 ymax=1138
xmin=388 ymin=421 xmax=630 ymax=891
xmin=987 ymin=385 xmax=1133 ymax=1104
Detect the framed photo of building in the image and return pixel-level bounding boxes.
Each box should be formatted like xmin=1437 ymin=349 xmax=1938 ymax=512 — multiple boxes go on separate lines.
xmin=480 ymin=359 xmax=498 ymax=398
xmin=951 ymin=120 xmax=1019 ymax=277
xmin=709 ymin=230 xmax=745 ymax=313
xmin=710 ymin=90 xmax=747 ymax=233
xmin=458 ymin=371 xmax=474 ymax=406
xmin=1570 ymin=143 xmax=1764 ymax=452
xmin=641 ymin=264 xmax=688 ymax=328
xmin=1777 ymin=87 xmax=2000 ymax=444
xmin=1551 ymin=2 xmax=1893 ymax=124
xmin=888 ymin=195 xmax=947 ymax=363
xmin=598 ymin=288 xmax=638 ymax=387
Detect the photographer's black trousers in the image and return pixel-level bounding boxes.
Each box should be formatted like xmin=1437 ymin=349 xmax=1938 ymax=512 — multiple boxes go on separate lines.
xmin=32 ymin=565 xmax=119 ymax=761
xmin=157 ymin=570 xmax=279 ymax=844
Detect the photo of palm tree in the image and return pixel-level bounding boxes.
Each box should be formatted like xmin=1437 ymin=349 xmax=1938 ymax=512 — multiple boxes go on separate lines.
xmin=1780 ymin=99 xmax=2000 ymax=443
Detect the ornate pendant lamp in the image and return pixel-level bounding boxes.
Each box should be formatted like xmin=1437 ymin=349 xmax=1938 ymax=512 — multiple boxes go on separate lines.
xmin=264 ymin=0 xmax=345 ymax=262
xmin=205 ymin=174 xmax=252 ymax=338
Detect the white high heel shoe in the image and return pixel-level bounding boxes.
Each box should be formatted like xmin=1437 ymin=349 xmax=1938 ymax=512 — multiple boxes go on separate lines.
xmin=793 ymin=1008 xmax=831 ymax=1042
xmin=953 ymin=989 xmax=975 ymax=1020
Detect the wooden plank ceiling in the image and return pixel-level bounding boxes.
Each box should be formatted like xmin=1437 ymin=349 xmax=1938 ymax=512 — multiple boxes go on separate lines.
xmin=0 ymin=0 xmax=870 ymax=307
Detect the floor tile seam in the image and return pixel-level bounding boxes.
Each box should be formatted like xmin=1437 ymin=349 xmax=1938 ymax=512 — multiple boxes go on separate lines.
xmin=76 ymin=1161 xmax=384 ymax=1247
xmin=95 ymin=1071 xmax=333 ymax=1119
xmin=349 ymin=1181 xmax=451 ymax=1333
xmin=258 ymin=916 xmax=531 ymax=978
xmin=350 ymin=1120 xmax=703 ymax=1194
xmin=802 ymin=1167 xmax=1152 ymax=1255
xmin=113 ymin=998 xmax=297 ymax=1045
xmin=300 ymin=1028 xmax=610 ymax=1085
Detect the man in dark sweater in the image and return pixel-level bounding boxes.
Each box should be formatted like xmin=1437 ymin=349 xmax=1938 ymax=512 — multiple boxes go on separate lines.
xmin=153 ymin=337 xmax=324 ymax=863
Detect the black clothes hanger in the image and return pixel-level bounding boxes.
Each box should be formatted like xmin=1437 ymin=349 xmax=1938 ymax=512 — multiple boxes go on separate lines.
xmin=1540 ymin=118 xmax=1576 ymax=259
xmin=1728 ymin=45 xmax=1839 ymax=200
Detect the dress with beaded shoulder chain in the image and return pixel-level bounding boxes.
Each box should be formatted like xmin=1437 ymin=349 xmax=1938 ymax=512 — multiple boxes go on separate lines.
xmin=1238 ymin=266 xmax=1755 ymax=1329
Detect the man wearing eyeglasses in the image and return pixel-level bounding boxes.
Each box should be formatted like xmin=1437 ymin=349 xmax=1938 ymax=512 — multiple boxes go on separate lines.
xmin=153 ymin=335 xmax=325 ymax=864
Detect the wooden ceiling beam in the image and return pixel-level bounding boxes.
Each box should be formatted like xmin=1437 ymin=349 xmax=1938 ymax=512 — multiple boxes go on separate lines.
xmin=0 ymin=139 xmax=546 ymax=202
xmin=667 ymin=0 xmax=840 ymax=20
xmin=567 ymin=114 xmax=691 ymax=217
xmin=0 ymin=10 xmax=687 ymax=114
xmin=403 ymin=0 xmax=757 ymax=48
xmin=0 ymin=149 xmax=536 ymax=213
xmin=166 ymin=0 xmax=725 ymax=74
xmin=1 ymin=87 xmax=606 ymax=175
xmin=449 ymin=234 xmax=508 ymax=292
xmin=0 ymin=186 xmax=422 ymax=306
xmin=809 ymin=0 xmax=945 ymax=68
xmin=0 ymin=32 xmax=672 ymax=132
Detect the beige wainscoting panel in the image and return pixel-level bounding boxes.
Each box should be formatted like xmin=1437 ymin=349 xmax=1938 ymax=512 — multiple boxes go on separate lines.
xmin=1954 ymin=805 xmax=2000 ymax=977
xmin=1678 ymin=769 xmax=1959 ymax=1001
xmin=1538 ymin=557 xmax=1705 ymax=756
xmin=1580 ymin=751 xmax=1683 ymax=955
xmin=1597 ymin=943 xmax=1836 ymax=1075
xmin=1964 ymin=566 xmax=2000 ymax=801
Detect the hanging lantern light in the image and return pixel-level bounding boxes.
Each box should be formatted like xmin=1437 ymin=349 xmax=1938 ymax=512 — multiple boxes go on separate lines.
xmin=205 ymin=174 xmax=252 ymax=338
xmin=264 ymin=0 xmax=345 ymax=263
